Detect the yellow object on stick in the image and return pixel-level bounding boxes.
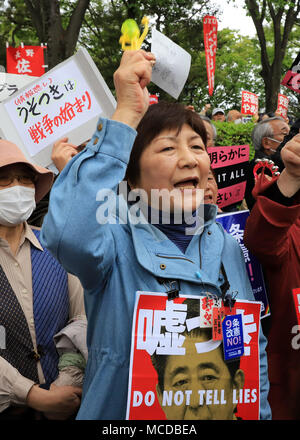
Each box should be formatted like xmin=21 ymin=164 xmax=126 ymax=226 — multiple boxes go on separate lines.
xmin=119 ymin=16 xmax=149 ymax=51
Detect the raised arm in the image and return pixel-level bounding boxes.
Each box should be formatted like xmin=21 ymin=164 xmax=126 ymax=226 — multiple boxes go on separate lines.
xmin=244 ymin=134 xmax=300 ymax=264
xmin=41 ymin=51 xmax=155 ymax=290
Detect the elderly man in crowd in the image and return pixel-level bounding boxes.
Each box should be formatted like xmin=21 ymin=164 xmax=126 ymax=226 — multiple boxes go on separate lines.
xmin=0 ymin=140 xmax=86 ymax=420
xmin=244 ymin=116 xmax=290 ymax=210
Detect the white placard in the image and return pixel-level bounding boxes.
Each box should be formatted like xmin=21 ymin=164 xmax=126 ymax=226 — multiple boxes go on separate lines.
xmin=151 ymin=29 xmax=191 ymax=99
xmin=0 ymin=47 xmax=116 ymax=168
xmin=0 ymin=73 xmax=38 ymax=102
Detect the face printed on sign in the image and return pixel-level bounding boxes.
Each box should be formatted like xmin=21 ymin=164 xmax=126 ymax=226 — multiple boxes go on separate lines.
xmin=153 ymin=330 xmax=245 ymax=420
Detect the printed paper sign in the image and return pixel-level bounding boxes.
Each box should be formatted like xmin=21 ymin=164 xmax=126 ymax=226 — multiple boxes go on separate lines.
xmin=281 ymin=51 xmax=300 ymax=94
xmin=126 ymin=292 xmax=261 ymax=420
xmin=151 ymin=29 xmax=191 ymax=99
xmin=203 ymin=15 xmax=218 ymax=96
xmin=217 ymin=210 xmax=270 ymax=319
xmin=277 ymin=93 xmax=289 ymax=118
xmin=241 ymin=91 xmax=259 ymax=115
xmin=0 ymin=47 xmax=116 ymax=168
xmin=208 ymin=145 xmax=249 ymax=208
xmin=6 ymin=46 xmax=45 ymax=77
xmin=0 ymin=73 xmax=38 ymax=103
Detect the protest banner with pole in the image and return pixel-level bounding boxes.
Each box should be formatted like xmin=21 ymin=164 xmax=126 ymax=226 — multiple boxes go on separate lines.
xmin=203 ymin=15 xmax=218 ymax=96
xmin=6 ymin=45 xmax=46 ymax=77
xmin=0 ymin=46 xmax=116 ymax=169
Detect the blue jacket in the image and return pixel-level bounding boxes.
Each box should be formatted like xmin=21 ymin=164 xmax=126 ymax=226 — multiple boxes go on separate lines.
xmin=41 ymin=117 xmax=271 ymax=420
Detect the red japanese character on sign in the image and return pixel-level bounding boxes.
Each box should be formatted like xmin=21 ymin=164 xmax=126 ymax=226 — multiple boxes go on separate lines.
xmin=6 ymin=46 xmax=45 ymax=77
xmin=241 ymin=91 xmax=258 ymax=115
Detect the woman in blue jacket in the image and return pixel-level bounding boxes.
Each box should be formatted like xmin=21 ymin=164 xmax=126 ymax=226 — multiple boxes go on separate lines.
xmin=41 ymin=50 xmax=271 ymax=420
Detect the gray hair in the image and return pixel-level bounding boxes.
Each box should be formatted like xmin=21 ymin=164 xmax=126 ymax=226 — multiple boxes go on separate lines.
xmin=199 ymin=115 xmax=217 ymax=140
xmin=252 ymin=116 xmax=284 ymax=151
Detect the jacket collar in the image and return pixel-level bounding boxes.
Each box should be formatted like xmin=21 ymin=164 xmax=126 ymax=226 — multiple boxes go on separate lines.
xmin=123 ymin=197 xmax=221 ymax=286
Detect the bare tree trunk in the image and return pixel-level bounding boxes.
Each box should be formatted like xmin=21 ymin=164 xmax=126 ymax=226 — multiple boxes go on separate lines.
xmin=24 ymin=0 xmax=91 ymax=69
xmin=245 ymin=0 xmax=300 ymax=112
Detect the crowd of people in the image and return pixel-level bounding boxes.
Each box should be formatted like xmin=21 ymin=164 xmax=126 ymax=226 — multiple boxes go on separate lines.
xmin=0 ymin=49 xmax=299 ymax=421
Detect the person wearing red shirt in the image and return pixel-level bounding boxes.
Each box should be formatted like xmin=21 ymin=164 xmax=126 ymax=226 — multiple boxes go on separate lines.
xmin=244 ymin=133 xmax=300 ymax=420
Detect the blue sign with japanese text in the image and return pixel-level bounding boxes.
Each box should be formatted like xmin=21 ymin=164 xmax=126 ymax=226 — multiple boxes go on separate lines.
xmin=217 ymin=210 xmax=270 ymax=319
xmin=222 ymin=314 xmax=244 ymax=361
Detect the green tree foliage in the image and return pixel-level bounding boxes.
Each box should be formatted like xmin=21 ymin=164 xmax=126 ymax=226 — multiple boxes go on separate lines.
xmin=0 ymin=0 xmax=91 ymax=69
xmin=230 ymin=0 xmax=300 ymax=112
xmin=213 ymin=120 xmax=256 ymax=160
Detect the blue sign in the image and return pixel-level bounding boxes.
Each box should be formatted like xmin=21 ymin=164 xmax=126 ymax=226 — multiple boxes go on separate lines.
xmin=217 ymin=210 xmax=270 ymax=318
xmin=222 ymin=314 xmax=244 ymax=361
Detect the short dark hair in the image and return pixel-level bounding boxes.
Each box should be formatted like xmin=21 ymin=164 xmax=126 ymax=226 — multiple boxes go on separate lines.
xmin=151 ymin=298 xmax=240 ymax=393
xmin=125 ymin=101 xmax=207 ymax=186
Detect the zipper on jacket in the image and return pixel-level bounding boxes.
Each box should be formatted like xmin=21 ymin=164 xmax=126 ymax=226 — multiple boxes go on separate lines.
xmin=155 ymin=253 xmax=195 ymax=264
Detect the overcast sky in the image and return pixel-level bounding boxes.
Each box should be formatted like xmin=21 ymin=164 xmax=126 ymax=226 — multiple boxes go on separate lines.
xmin=212 ymin=0 xmax=256 ymax=37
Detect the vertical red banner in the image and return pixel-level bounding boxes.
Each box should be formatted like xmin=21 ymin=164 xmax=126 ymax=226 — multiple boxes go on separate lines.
xmin=277 ymin=93 xmax=289 ymax=118
xmin=6 ymin=46 xmax=45 ymax=77
xmin=203 ymin=15 xmax=218 ymax=96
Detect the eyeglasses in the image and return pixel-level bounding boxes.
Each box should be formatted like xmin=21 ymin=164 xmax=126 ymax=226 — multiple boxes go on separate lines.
xmin=0 ymin=174 xmax=37 ymax=187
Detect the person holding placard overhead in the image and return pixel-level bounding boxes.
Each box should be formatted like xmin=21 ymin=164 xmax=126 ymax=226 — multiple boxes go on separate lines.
xmin=41 ymin=50 xmax=271 ymax=420
xmin=0 ymin=140 xmax=87 ymax=420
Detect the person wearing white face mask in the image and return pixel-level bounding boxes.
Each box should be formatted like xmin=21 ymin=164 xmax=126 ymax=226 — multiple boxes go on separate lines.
xmin=0 ymin=140 xmax=87 ymax=420
xmin=244 ymin=116 xmax=290 ymax=210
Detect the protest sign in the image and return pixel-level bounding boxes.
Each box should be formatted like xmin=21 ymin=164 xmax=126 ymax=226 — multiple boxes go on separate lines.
xmin=6 ymin=45 xmax=46 ymax=77
xmin=0 ymin=47 xmax=116 ymax=168
xmin=149 ymin=94 xmax=159 ymax=105
xmin=151 ymin=29 xmax=191 ymax=99
xmin=217 ymin=210 xmax=269 ymax=319
xmin=241 ymin=91 xmax=259 ymax=115
xmin=281 ymin=51 xmax=300 ymax=94
xmin=126 ymin=292 xmax=261 ymax=420
xmin=203 ymin=16 xmax=218 ymax=96
xmin=292 ymin=288 xmax=300 ymax=327
xmin=277 ymin=93 xmax=289 ymax=118
xmin=0 ymin=73 xmax=38 ymax=103
xmin=208 ymin=145 xmax=249 ymax=208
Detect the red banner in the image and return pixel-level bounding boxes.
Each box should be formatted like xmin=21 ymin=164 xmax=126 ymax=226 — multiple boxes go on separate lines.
xmin=126 ymin=292 xmax=261 ymax=420
xmin=281 ymin=51 xmax=300 ymax=94
xmin=292 ymin=288 xmax=300 ymax=327
xmin=6 ymin=46 xmax=45 ymax=77
xmin=277 ymin=93 xmax=289 ymax=118
xmin=203 ymin=16 xmax=218 ymax=96
xmin=149 ymin=94 xmax=159 ymax=105
xmin=241 ymin=91 xmax=259 ymax=115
